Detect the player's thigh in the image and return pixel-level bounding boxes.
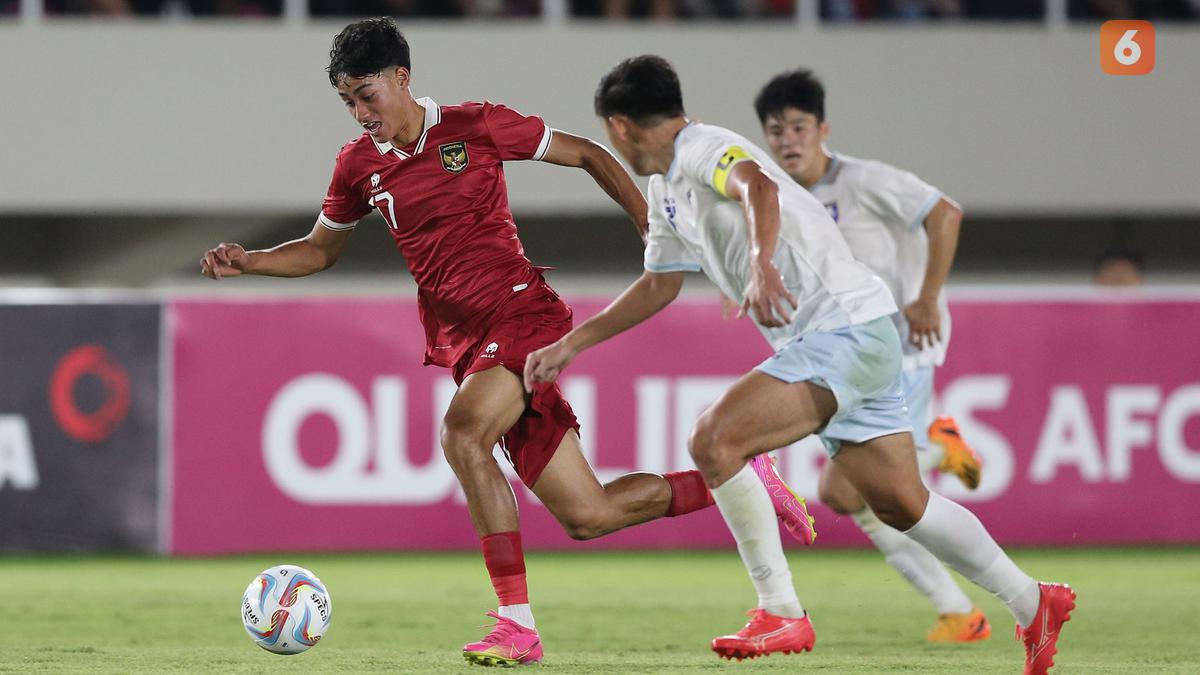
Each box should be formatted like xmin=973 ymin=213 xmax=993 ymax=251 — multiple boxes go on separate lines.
xmin=528 ymin=430 xmax=609 ymax=520
xmin=692 ymin=370 xmax=838 ymax=458
xmin=817 ymin=460 xmax=865 ymax=514
xmin=442 ymin=365 xmax=527 ymax=449
xmin=832 ymin=431 xmax=929 ymax=528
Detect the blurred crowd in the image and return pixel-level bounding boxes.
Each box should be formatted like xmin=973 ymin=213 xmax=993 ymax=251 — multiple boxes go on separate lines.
xmin=3 ymin=0 xmax=1196 ymax=25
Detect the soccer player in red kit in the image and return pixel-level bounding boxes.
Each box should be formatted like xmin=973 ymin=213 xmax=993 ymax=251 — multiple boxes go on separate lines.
xmin=200 ymin=18 xmax=814 ymax=666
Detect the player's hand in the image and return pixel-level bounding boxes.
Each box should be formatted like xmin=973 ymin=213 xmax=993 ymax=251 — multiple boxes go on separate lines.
xmin=200 ymin=243 xmax=250 ymax=280
xmin=739 ymin=260 xmax=797 ymax=328
xmin=719 ymin=291 xmax=740 ymax=320
xmin=524 ymin=340 xmax=577 ymax=392
xmin=904 ymin=297 xmax=941 ymax=349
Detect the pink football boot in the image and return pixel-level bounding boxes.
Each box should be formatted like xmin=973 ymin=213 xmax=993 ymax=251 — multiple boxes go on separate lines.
xmin=750 ymin=454 xmax=817 ymax=545
xmin=462 ymin=611 xmax=543 ymax=667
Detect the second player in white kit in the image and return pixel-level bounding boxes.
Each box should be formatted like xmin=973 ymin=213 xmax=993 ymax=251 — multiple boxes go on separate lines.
xmin=755 ymin=68 xmax=990 ymax=643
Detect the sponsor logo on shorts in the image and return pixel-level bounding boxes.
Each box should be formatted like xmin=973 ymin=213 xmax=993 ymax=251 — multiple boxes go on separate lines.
xmin=481 ymin=342 xmax=499 ymax=359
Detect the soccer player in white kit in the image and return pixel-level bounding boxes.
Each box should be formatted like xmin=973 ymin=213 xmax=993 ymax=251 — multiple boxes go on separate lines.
xmin=754 ymin=68 xmax=990 ymax=643
xmin=525 ymin=56 xmax=1075 ymax=673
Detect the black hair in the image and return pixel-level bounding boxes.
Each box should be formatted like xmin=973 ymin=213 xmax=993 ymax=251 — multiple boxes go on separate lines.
xmin=754 ymin=69 xmax=826 ymax=125
xmin=594 ymin=55 xmax=685 ymax=126
xmin=327 ymin=18 xmax=411 ymax=88
xmin=1095 ymin=247 xmax=1145 ymax=271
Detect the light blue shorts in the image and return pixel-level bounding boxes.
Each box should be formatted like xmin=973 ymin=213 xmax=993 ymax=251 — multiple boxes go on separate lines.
xmin=755 ymin=316 xmax=911 ymax=455
xmin=901 ymin=366 xmax=934 ymax=450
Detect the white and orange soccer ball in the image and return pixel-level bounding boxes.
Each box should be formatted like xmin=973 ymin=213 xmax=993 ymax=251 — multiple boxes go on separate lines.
xmin=240 ymin=564 xmax=333 ymax=655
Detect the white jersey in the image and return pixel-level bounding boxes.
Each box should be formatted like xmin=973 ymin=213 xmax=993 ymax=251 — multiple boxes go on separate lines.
xmin=643 ymin=123 xmax=896 ymax=351
xmin=806 ymin=153 xmax=948 ymax=370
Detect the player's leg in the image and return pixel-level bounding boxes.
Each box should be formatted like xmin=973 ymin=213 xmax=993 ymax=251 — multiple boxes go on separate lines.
xmin=819 ymin=459 xmax=984 ymax=641
xmin=441 ymin=365 xmax=542 ymax=665
xmin=688 ymin=371 xmax=832 ymax=659
xmin=530 ymin=428 xmax=812 ymax=542
xmin=823 ymin=367 xmax=985 ymax=641
xmin=833 ymin=432 xmax=1075 ymax=672
xmin=914 ymin=366 xmax=983 ymax=489
xmin=529 ymin=430 xmax=698 ymax=540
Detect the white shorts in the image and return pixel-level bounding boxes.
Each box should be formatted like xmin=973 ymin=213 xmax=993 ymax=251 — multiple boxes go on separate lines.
xmin=901 ymin=366 xmax=934 ymax=450
xmin=755 ymin=315 xmax=911 ymax=455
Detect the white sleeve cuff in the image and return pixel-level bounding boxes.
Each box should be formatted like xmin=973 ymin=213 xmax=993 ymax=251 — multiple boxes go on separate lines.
xmin=532 ymin=126 xmax=554 ymax=162
xmin=910 ymin=191 xmax=942 ymax=230
xmin=645 ymin=262 xmax=702 ymax=273
xmin=318 ymin=211 xmax=358 ymax=231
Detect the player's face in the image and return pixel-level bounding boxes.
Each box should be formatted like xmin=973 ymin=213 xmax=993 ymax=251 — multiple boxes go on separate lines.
xmin=603 ymin=117 xmax=648 ymax=175
xmin=762 ymin=107 xmax=828 ymax=181
xmin=336 ymin=69 xmax=410 ymax=141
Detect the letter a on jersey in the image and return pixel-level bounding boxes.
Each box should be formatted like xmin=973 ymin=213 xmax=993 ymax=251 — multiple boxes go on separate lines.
xmin=440 ymin=141 xmax=469 ymax=173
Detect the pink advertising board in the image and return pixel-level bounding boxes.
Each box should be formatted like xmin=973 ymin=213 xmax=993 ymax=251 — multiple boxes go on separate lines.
xmin=169 ymin=296 xmax=1200 ymax=555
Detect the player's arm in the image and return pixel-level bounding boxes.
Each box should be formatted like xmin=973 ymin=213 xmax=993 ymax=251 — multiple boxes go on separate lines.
xmin=524 ymin=271 xmax=683 ymax=391
xmin=200 ymin=221 xmax=352 ymax=280
xmin=904 ymin=196 xmax=963 ymax=348
xmin=541 ymin=131 xmax=649 ymax=240
xmin=720 ymin=160 xmax=797 ymax=328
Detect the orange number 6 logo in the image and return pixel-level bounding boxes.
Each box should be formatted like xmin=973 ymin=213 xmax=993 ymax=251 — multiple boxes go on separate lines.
xmin=1101 ymin=21 xmax=1155 ymax=76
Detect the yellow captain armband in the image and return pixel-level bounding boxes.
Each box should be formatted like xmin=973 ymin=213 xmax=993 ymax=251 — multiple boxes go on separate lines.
xmin=711 ymin=145 xmax=753 ymax=198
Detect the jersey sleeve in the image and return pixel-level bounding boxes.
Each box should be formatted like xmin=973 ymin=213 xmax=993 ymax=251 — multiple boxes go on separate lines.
xmin=318 ymin=150 xmax=371 ymax=231
xmin=482 ymin=101 xmax=553 ymax=162
xmin=674 ymin=129 xmax=756 ymax=199
xmin=643 ymin=179 xmax=703 ymax=273
xmin=856 ymin=161 xmax=941 ymax=230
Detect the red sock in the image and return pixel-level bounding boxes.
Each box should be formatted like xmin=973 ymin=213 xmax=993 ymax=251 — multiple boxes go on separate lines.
xmin=481 ymin=531 xmax=528 ymax=606
xmin=664 ymin=470 xmax=715 ymax=516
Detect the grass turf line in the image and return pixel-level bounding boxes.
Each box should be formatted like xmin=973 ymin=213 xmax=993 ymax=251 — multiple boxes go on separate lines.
xmin=0 ymin=548 xmax=1197 ymax=673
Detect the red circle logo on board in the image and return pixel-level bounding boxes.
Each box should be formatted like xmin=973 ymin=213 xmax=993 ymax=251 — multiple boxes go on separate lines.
xmin=49 ymin=345 xmax=131 ymax=443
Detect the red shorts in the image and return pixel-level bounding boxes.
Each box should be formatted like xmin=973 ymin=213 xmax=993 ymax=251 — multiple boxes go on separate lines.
xmin=452 ymin=281 xmax=579 ymax=488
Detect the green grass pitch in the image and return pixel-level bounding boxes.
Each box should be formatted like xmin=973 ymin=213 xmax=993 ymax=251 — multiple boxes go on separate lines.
xmin=1 ymin=548 xmax=1197 ymax=673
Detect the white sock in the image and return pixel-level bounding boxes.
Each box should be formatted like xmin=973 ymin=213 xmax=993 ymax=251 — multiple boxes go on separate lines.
xmin=915 ymin=442 xmax=944 ymax=474
xmin=852 ymin=507 xmax=973 ymax=615
xmin=904 ymin=492 xmax=1040 ymax=626
xmin=498 ymin=604 xmax=535 ymax=630
xmin=711 ymin=464 xmax=804 ymax=618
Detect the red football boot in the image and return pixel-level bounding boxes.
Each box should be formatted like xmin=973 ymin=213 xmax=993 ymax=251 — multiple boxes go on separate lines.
xmin=1017 ymin=582 xmax=1076 ymax=675
xmin=711 ymin=609 xmax=815 ymax=661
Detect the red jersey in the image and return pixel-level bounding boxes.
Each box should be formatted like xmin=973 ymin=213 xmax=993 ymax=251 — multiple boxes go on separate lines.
xmin=319 ymin=97 xmax=558 ymax=367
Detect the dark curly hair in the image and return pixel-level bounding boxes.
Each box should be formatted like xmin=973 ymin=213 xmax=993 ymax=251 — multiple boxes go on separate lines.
xmin=327 ymin=18 xmax=411 ymax=88
xmin=594 ymin=55 xmax=685 ymax=126
xmin=754 ymin=69 xmax=825 ymax=125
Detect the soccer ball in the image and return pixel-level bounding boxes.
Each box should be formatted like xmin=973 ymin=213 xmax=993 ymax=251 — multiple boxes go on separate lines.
xmin=240 ymin=564 xmax=333 ymax=655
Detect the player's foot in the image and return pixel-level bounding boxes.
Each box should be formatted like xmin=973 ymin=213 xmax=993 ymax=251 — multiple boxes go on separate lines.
xmin=1017 ymin=582 xmax=1076 ymax=675
xmin=712 ymin=608 xmax=815 ymax=661
xmin=750 ymin=454 xmax=817 ymax=545
xmin=927 ymin=607 xmax=991 ymax=643
xmin=462 ymin=611 xmax=543 ymax=667
xmin=929 ymin=416 xmax=983 ymax=490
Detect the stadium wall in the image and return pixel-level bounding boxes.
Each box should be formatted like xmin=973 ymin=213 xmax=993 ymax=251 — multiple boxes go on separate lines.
xmin=0 ymin=24 xmax=1198 ymax=215
xmin=3 ymin=292 xmax=1199 ymax=553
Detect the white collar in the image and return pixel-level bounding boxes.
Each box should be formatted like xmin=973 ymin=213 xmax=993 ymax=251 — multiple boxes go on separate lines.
xmin=371 ymin=96 xmax=441 ymax=157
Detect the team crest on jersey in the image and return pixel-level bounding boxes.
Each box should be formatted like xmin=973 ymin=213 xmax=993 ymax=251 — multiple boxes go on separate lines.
xmin=824 ymin=201 xmax=839 ymax=223
xmin=439 ymin=141 xmax=469 ymax=173
xmin=371 ymin=173 xmax=381 ymax=188
xmin=664 ymin=197 xmax=678 ymax=230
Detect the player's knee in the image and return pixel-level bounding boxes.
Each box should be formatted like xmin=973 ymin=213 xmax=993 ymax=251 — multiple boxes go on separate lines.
xmin=557 ymin=511 xmax=611 ymax=541
xmin=866 ymin=489 xmax=928 ymax=532
xmin=687 ymin=415 xmax=742 ymax=470
xmin=818 ymin=481 xmax=861 ymax=515
xmin=440 ymin=419 xmax=493 ymax=468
